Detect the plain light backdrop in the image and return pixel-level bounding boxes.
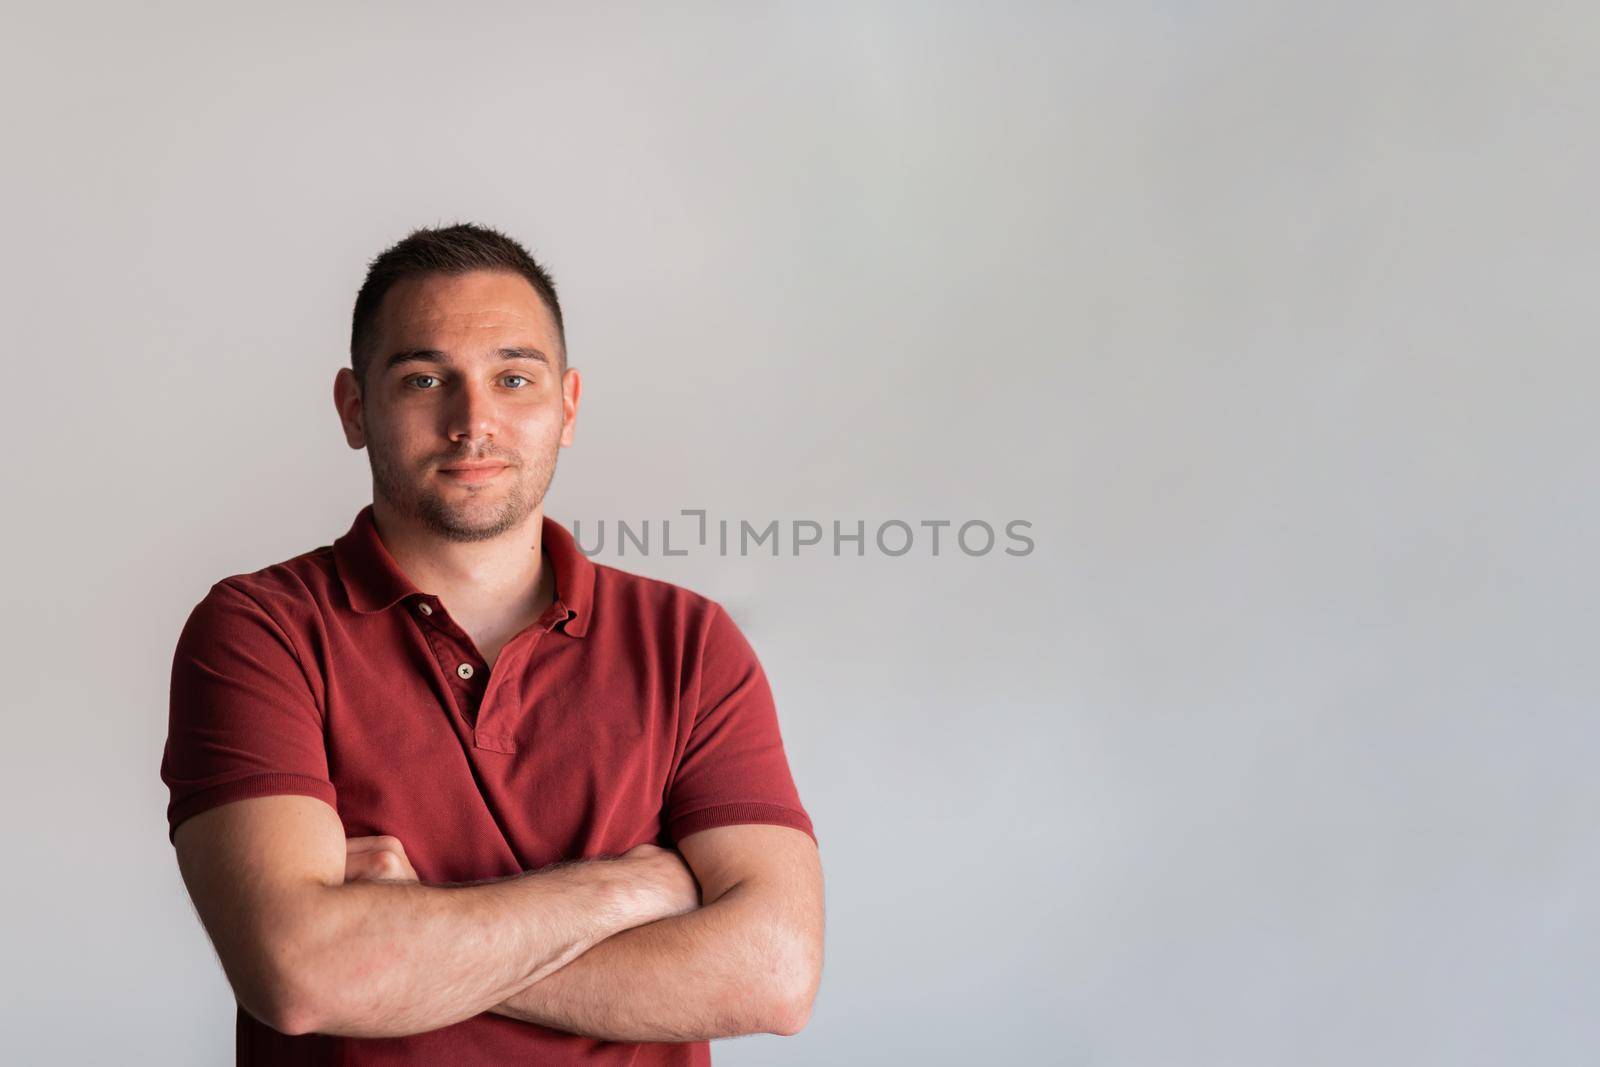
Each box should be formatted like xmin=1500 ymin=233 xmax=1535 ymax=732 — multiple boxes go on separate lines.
xmin=3 ymin=3 xmax=1596 ymax=1065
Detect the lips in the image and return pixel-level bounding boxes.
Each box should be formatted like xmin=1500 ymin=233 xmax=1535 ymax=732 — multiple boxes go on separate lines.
xmin=439 ymin=463 xmax=508 ymax=483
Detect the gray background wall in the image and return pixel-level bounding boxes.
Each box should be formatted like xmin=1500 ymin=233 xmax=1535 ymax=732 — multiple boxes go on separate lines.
xmin=3 ymin=3 xmax=1596 ymax=1064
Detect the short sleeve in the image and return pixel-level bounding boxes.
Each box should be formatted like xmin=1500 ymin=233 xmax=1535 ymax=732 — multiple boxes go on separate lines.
xmin=664 ymin=602 xmax=815 ymax=845
xmin=160 ymin=580 xmax=337 ymax=843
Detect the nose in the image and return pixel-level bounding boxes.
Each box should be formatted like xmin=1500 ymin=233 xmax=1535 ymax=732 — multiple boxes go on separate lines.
xmin=445 ymin=377 xmax=498 ymax=449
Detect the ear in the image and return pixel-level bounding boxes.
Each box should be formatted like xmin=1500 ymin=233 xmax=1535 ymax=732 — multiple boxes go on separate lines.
xmin=559 ymin=367 xmax=582 ymax=448
xmin=334 ymin=367 xmax=366 ymax=449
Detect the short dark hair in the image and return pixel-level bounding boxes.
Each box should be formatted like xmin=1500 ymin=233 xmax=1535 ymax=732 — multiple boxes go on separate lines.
xmin=349 ymin=223 xmax=566 ymax=388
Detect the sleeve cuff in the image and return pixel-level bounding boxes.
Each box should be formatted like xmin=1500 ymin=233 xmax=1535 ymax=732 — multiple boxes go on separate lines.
xmin=667 ymin=801 xmax=816 ymax=846
xmin=166 ymin=773 xmax=338 ymax=844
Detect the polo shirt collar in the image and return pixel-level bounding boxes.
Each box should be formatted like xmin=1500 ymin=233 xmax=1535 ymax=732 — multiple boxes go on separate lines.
xmin=332 ymin=504 xmax=596 ymax=637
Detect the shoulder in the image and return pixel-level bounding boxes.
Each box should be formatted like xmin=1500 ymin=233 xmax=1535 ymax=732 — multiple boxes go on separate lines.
xmin=587 ymin=558 xmax=727 ymax=632
xmin=185 ymin=542 xmax=340 ymax=637
xmin=584 ymin=560 xmax=762 ymax=663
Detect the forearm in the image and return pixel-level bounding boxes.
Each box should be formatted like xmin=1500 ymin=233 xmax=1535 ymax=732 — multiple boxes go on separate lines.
xmin=283 ymin=860 xmax=649 ymax=1038
xmin=489 ymin=881 xmax=802 ymax=1042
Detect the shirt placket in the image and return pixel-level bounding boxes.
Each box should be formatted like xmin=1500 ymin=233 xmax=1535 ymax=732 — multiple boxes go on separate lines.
xmin=408 ymin=595 xmax=488 ymax=727
xmin=406 ymin=593 xmax=570 ymax=754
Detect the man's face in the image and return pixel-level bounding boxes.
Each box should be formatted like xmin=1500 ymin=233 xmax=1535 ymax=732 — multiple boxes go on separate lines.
xmin=334 ymin=270 xmax=580 ymax=543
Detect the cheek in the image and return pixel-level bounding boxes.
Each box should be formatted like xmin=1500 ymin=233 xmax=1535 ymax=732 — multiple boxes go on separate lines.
xmin=368 ymin=424 xmax=432 ymax=472
xmin=377 ymin=409 xmax=438 ymax=449
xmin=514 ymin=404 xmax=566 ymax=443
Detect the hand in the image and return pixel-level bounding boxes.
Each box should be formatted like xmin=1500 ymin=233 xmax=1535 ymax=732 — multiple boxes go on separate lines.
xmin=344 ymin=834 xmax=420 ymax=884
xmin=619 ymin=842 xmax=701 ymax=919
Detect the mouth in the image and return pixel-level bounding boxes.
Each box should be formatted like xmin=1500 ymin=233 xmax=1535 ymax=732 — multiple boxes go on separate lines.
xmin=438 ymin=463 xmax=509 ymax=484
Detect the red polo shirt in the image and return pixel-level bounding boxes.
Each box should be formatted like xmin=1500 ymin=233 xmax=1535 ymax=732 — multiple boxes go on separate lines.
xmin=160 ymin=504 xmax=814 ymax=1065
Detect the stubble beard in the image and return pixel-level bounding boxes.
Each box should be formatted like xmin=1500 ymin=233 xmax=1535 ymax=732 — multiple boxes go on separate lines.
xmin=366 ymin=427 xmax=561 ymax=544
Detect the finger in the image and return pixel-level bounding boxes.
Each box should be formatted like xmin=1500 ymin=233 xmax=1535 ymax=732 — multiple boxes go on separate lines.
xmin=345 ymin=851 xmax=380 ymax=882
xmin=346 ymin=835 xmax=406 ymax=856
xmin=346 ymin=849 xmax=410 ymax=882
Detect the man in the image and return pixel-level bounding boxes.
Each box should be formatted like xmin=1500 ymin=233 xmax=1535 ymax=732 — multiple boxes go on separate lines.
xmin=159 ymin=223 xmax=824 ymax=1065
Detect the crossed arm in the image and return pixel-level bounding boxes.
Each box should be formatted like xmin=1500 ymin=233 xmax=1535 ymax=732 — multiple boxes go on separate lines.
xmin=485 ymin=822 xmax=823 ymax=1040
xmin=173 ymin=794 xmax=824 ymax=1041
xmin=341 ymin=818 xmax=824 ymax=1040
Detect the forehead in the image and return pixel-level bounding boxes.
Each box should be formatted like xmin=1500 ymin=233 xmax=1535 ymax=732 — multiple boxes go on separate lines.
xmin=375 ymin=270 xmax=560 ymax=351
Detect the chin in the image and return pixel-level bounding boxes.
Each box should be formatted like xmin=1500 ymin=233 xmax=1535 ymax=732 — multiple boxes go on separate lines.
xmin=423 ymin=486 xmax=535 ymax=529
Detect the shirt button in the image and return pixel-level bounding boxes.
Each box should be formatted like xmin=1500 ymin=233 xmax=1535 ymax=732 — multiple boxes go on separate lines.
xmin=457 ymin=663 xmax=475 ymax=679
xmin=417 ymin=602 xmax=433 ymax=616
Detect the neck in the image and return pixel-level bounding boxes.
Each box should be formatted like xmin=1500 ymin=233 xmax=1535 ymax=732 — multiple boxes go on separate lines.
xmin=369 ymin=496 xmax=555 ymax=617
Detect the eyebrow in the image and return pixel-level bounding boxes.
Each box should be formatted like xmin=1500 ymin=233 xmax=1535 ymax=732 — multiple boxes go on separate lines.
xmin=383 ymin=347 xmax=552 ymax=372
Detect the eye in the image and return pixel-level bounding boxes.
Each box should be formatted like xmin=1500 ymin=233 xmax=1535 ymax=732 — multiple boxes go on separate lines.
xmin=503 ymin=374 xmax=531 ymax=388
xmin=406 ymin=374 xmax=441 ymax=390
